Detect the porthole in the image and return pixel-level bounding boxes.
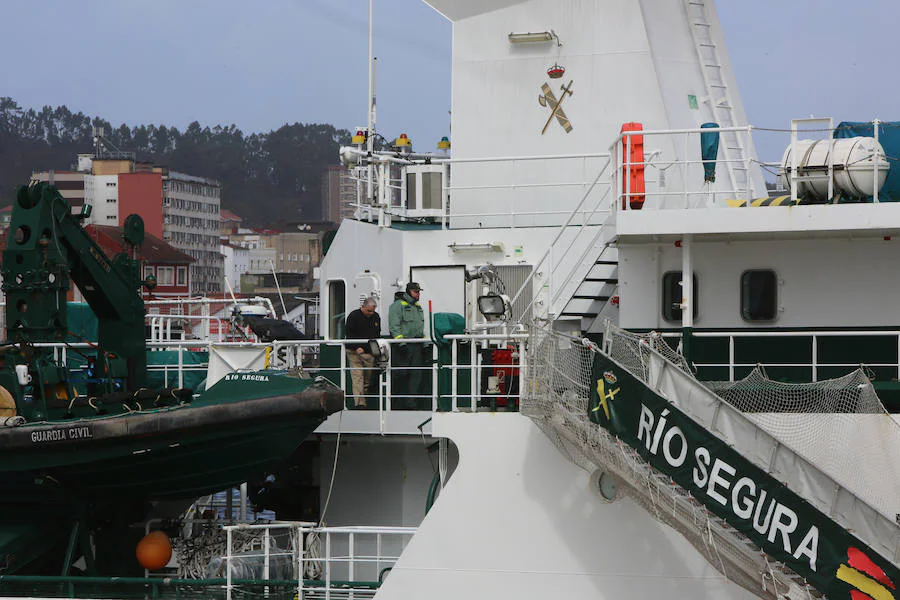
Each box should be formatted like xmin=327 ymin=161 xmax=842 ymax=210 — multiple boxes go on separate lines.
xmin=741 ymin=270 xmax=778 ymax=321
xmin=589 ymin=469 xmax=618 ymax=502
xmin=662 ymin=271 xmax=698 ymax=322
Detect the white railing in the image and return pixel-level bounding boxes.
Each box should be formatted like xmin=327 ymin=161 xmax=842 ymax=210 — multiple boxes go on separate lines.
xmin=659 ymin=328 xmax=900 ymax=382
xmin=149 ymin=314 xmax=225 ymax=343
xmin=222 ymin=522 xmax=415 ymax=600
xmin=502 ymin=156 xmax=615 ymax=322
xmin=613 ymin=125 xmax=761 ymax=210
xmin=272 ymin=334 xmax=526 ymax=416
xmin=28 ymin=332 xmax=527 ymax=433
xmin=36 ymin=340 xmax=211 ymax=390
xmin=441 ymin=333 xmax=527 ymax=412
xmin=445 ymin=152 xmax=612 ymax=229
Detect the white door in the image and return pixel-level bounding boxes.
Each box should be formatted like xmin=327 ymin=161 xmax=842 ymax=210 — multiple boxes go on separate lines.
xmin=409 ymin=265 xmax=466 ymax=338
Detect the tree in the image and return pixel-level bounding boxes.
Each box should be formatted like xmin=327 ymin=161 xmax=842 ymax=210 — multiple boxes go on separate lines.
xmin=0 ymin=98 xmax=349 ymax=226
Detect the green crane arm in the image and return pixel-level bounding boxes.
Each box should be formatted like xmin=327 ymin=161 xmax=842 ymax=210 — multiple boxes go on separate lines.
xmin=2 ymin=183 xmax=147 ymax=392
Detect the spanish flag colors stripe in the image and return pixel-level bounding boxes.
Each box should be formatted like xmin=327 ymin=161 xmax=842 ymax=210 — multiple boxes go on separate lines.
xmin=849 ymin=547 xmax=896 ymax=590
xmin=835 ymin=547 xmax=895 ymax=599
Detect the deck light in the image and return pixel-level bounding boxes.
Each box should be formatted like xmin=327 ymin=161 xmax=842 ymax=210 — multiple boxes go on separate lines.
xmin=508 ymin=30 xmax=560 ymax=46
xmin=395 ymin=133 xmax=411 ymax=147
xmin=437 ymin=136 xmax=451 ymax=150
xmin=478 ymin=294 xmax=510 ymax=319
xmin=351 ymin=130 xmax=366 ymax=144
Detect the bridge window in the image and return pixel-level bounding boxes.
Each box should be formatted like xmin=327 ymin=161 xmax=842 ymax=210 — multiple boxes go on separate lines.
xmin=662 ymin=271 xmax=698 ymax=322
xmin=741 ymin=269 xmax=778 ymax=321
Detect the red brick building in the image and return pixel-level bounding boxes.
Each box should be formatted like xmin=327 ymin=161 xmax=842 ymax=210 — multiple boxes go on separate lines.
xmin=118 ymin=172 xmax=164 ymax=239
xmin=85 ymin=225 xmax=194 ymax=299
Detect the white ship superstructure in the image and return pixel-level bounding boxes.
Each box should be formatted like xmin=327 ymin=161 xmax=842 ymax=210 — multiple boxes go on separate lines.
xmin=314 ymin=1 xmax=900 ymax=599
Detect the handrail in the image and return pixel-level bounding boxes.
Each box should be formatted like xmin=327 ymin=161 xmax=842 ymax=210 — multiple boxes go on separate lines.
xmin=599 ymin=323 xmax=900 ymax=562
xmin=509 ymin=155 xmax=613 ymax=321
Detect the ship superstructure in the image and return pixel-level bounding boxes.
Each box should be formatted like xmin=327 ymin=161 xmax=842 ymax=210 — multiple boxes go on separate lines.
xmin=4 ymin=1 xmax=900 ymax=598
xmin=313 ymin=1 xmax=900 ymax=599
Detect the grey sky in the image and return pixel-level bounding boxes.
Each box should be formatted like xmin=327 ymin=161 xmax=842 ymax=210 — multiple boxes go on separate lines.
xmin=1 ymin=1 xmax=897 ymax=161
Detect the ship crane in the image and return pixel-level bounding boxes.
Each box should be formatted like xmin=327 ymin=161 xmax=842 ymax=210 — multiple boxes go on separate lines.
xmin=1 ymin=182 xmax=148 ymax=421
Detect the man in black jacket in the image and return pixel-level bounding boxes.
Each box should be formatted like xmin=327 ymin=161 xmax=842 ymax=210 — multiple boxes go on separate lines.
xmin=345 ymin=297 xmax=381 ymax=407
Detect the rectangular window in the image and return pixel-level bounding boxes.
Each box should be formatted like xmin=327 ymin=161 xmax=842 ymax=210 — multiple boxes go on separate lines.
xmin=157 ymin=266 xmax=175 ymax=286
xmin=176 ymin=266 xmax=188 ymax=286
xmin=741 ymin=270 xmax=778 ymax=321
xmin=328 ymin=280 xmax=346 ymax=339
xmin=144 ymin=266 xmax=155 ymax=279
xmin=662 ymin=271 xmax=699 ymax=322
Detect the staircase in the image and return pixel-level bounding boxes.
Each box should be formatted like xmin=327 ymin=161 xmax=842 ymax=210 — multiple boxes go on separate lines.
xmin=684 ymin=0 xmax=752 ymax=197
xmin=557 ymin=251 xmax=618 ymax=333
xmin=511 ymin=157 xmax=620 ymax=331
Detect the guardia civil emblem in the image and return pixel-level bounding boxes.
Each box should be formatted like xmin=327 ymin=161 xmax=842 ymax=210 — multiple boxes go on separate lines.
xmin=538 ymin=79 xmax=574 ymax=134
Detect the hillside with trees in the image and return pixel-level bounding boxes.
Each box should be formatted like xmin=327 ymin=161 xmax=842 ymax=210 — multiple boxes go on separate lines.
xmin=0 ymin=97 xmax=349 ymax=226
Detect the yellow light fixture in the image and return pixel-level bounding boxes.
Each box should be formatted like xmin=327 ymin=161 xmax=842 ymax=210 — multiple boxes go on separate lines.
xmin=351 ymin=130 xmax=366 ymax=144
xmin=395 ymin=133 xmax=411 ymax=147
xmin=437 ymin=136 xmax=451 ymax=150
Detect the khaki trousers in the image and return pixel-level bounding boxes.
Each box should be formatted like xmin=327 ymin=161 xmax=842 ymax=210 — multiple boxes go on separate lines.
xmin=346 ymin=350 xmax=376 ymax=407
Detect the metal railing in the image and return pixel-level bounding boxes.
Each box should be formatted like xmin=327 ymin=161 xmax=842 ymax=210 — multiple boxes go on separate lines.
xmin=657 ymin=328 xmax=900 ymax=382
xmin=222 ymin=522 xmax=415 ymax=600
xmin=21 ymin=332 xmax=527 ymax=430
xmin=272 ymin=334 xmax=526 ymax=415
xmin=612 ymin=125 xmax=761 ymax=210
xmin=445 ymin=152 xmax=612 ymax=229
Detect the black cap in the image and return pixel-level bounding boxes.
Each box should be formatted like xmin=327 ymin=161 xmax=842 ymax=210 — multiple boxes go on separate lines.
xmin=406 ymin=282 xmax=422 ymax=292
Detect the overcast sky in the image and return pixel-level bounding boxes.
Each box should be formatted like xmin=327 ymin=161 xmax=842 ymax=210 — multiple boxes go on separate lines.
xmin=1 ymin=0 xmax=897 ymax=161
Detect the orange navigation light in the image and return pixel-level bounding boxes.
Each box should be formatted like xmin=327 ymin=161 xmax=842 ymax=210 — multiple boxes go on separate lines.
xmin=395 ymin=133 xmax=411 ymax=147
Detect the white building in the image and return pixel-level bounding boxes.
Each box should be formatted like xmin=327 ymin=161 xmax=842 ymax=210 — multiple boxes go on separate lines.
xmin=248 ymin=246 xmax=276 ymax=274
xmin=220 ymin=243 xmax=250 ymax=293
xmin=83 ymin=174 xmax=120 ymax=225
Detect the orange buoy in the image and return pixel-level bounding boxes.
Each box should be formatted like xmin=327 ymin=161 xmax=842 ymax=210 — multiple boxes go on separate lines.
xmin=136 ymin=530 xmax=172 ymax=570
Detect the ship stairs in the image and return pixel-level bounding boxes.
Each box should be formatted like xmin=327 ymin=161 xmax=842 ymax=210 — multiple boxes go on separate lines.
xmin=684 ymin=0 xmax=751 ymax=195
xmin=512 ymin=157 xmax=619 ymax=334
xmin=525 ymin=322 xmax=900 ymax=599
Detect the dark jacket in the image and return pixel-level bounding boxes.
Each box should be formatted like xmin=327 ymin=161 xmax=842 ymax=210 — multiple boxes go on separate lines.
xmin=345 ymin=308 xmax=382 ymax=352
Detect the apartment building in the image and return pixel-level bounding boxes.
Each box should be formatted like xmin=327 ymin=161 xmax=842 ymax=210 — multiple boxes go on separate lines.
xmin=160 ymin=170 xmax=222 ymax=294
xmin=36 ymin=155 xmax=224 ymax=295
xmin=320 ymin=165 xmax=358 ymax=225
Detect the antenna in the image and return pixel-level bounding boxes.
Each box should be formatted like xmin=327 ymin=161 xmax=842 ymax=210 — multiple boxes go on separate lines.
xmin=366 ymin=0 xmax=376 ymax=208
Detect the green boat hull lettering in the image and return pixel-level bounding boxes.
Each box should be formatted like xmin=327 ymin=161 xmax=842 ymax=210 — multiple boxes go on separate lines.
xmin=589 ymin=352 xmax=900 ymax=598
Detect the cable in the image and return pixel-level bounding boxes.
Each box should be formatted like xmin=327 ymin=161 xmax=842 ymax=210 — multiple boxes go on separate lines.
xmin=318 ymin=408 xmax=343 ymax=526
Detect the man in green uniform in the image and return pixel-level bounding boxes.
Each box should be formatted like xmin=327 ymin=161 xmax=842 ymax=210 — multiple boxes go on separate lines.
xmin=389 ymin=282 xmax=425 ymax=407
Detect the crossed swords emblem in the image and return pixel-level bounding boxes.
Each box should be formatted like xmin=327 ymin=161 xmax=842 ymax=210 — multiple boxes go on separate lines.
xmin=538 ymin=79 xmax=574 ymax=134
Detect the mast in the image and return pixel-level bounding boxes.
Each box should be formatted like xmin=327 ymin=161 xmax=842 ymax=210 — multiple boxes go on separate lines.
xmin=366 ymin=0 xmax=376 ymax=209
